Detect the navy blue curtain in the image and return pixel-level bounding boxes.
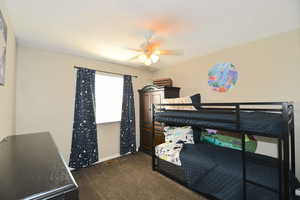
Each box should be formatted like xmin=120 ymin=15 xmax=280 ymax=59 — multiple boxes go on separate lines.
xmin=120 ymin=75 xmax=136 ymax=155
xmin=69 ymin=67 xmax=98 ymax=169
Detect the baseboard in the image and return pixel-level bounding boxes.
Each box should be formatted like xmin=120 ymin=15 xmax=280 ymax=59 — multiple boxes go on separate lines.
xmin=69 ymin=150 xmax=140 ymax=171
xmin=69 ymin=153 xmax=121 ymax=171
xmin=98 ymin=153 xmax=121 ymax=163
xmin=87 ymin=153 xmax=122 ymax=166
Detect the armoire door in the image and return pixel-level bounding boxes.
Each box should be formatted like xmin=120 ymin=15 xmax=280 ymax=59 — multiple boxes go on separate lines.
xmin=151 ymin=91 xmax=165 ymax=146
xmin=138 ymin=85 xmax=180 ymax=154
xmin=142 ymin=93 xmax=151 ymax=128
xmin=140 ymin=92 xmax=152 ymax=151
xmin=141 ymin=91 xmax=162 ymax=151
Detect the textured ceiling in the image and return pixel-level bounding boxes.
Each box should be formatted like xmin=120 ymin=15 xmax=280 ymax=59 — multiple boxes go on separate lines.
xmin=4 ymin=0 xmax=300 ymax=69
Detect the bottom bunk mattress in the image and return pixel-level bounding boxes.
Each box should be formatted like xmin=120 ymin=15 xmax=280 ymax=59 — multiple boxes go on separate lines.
xmin=155 ymin=143 xmax=299 ymax=200
xmin=155 ymin=157 xmax=186 ymax=184
xmin=180 ymin=143 xmax=281 ymax=200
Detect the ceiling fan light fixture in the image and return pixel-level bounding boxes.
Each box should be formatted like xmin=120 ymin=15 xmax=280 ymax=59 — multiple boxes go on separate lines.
xmin=150 ymin=54 xmax=159 ymax=63
xmin=128 ymin=30 xmax=182 ymax=66
xmin=144 ymin=58 xmax=152 ymax=66
xmin=138 ymin=54 xmax=147 ymax=63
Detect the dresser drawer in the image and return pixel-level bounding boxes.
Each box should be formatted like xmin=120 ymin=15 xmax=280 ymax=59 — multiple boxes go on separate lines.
xmin=154 ymin=122 xmax=164 ymax=132
xmin=141 ymin=128 xmax=152 ymax=150
xmin=141 ymin=128 xmax=165 ymax=149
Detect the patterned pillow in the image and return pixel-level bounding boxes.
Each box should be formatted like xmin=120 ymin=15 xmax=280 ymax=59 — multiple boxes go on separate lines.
xmin=164 ymin=126 xmax=194 ymax=144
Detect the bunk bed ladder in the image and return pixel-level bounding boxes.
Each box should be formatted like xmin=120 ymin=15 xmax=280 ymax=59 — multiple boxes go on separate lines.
xmin=242 ymin=131 xmax=247 ymax=200
xmin=236 ymin=105 xmax=248 ymax=200
xmin=279 ymin=102 xmax=296 ymax=200
xmin=282 ymin=103 xmax=290 ymax=200
xmin=242 ymin=102 xmax=293 ymax=200
xmin=278 ymin=138 xmax=283 ymax=200
xmin=237 ymin=104 xmax=290 ymax=200
xmin=289 ymin=104 xmax=296 ymax=198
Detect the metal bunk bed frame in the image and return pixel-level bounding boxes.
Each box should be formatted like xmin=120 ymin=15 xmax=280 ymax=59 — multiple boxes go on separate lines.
xmin=151 ymin=101 xmax=295 ymax=200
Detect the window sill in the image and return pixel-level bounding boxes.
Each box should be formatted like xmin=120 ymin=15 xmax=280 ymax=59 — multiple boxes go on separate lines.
xmin=97 ymin=121 xmax=121 ymax=125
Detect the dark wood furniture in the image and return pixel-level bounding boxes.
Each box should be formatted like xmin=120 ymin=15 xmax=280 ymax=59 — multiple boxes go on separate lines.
xmin=138 ymin=85 xmax=180 ymax=154
xmin=0 ymin=132 xmax=79 ymax=200
xmin=152 ymin=102 xmax=296 ymax=200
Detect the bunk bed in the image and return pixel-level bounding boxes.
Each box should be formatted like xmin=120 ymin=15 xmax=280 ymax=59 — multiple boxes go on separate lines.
xmin=152 ymin=102 xmax=297 ymax=200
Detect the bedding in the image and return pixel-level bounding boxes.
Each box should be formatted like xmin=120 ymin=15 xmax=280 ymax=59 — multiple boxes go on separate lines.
xmin=200 ymin=129 xmax=258 ymax=152
xmin=155 ymin=110 xmax=283 ymax=137
xmin=180 ymin=143 xmax=279 ymax=200
xmin=164 ymin=126 xmax=194 ymax=144
xmin=162 ymin=96 xmax=196 ymax=110
xmin=156 ymin=125 xmax=258 ymax=167
xmin=162 ymin=93 xmax=201 ymax=111
xmin=155 ymin=126 xmax=194 ymax=166
xmin=155 ymin=133 xmax=298 ymax=200
xmin=155 ymin=142 xmax=183 ymax=166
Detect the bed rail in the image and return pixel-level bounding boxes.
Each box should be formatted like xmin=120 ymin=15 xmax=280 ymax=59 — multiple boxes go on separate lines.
xmin=154 ymin=101 xmax=292 ymax=137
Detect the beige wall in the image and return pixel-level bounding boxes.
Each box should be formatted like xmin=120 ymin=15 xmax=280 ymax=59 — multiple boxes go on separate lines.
xmin=16 ymin=45 xmax=152 ymax=163
xmin=0 ymin=1 xmax=16 ymax=141
xmin=14 ymin=26 xmax=300 ymax=177
xmin=153 ymin=29 xmax=300 ymax=178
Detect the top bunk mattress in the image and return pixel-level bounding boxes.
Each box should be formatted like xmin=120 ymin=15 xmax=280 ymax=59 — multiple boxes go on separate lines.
xmin=155 ymin=110 xmax=283 ymax=137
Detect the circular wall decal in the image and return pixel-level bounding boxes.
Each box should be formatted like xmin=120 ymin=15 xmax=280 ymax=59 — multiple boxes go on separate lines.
xmin=208 ymin=62 xmax=238 ymax=93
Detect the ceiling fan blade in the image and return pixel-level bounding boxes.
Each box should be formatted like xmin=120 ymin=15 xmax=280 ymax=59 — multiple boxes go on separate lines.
xmin=127 ymin=48 xmax=144 ymax=52
xmin=145 ymin=30 xmax=155 ymax=42
xmin=128 ymin=55 xmax=141 ymax=61
xmin=156 ymin=49 xmax=183 ymax=55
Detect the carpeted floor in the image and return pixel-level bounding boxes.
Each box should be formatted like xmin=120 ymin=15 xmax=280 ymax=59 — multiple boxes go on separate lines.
xmin=72 ymin=152 xmax=206 ymax=200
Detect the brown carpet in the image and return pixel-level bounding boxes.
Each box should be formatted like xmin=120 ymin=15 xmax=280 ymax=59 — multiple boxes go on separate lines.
xmin=72 ymin=152 xmax=207 ymax=200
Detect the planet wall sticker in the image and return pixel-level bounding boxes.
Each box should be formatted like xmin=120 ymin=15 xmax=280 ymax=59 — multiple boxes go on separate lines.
xmin=208 ymin=62 xmax=238 ymax=93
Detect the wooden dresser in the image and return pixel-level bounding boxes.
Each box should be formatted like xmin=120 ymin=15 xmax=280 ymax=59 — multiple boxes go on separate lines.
xmin=138 ymin=85 xmax=180 ymax=154
xmin=0 ymin=132 xmax=79 ymax=200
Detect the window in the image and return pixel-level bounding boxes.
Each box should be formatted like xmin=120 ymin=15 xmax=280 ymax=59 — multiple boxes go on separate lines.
xmin=95 ymin=73 xmax=123 ymax=124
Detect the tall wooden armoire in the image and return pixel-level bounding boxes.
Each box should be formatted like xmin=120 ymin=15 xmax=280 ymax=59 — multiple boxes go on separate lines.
xmin=138 ymin=85 xmax=180 ymax=154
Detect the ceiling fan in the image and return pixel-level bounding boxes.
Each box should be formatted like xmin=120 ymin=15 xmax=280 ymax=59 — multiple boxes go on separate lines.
xmin=128 ymin=31 xmax=183 ymax=66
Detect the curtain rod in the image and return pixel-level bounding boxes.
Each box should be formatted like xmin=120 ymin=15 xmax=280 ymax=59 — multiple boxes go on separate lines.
xmin=74 ymin=66 xmax=138 ymax=78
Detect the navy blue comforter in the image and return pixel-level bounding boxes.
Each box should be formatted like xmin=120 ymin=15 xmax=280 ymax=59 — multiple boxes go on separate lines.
xmin=155 ymin=110 xmax=283 ymax=137
xmin=179 ymin=144 xmax=280 ymax=200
